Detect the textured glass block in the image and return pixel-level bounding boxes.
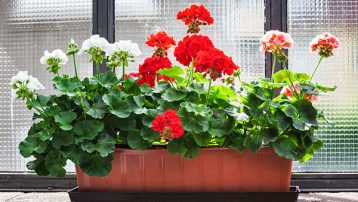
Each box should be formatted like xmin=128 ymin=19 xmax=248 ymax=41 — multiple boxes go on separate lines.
xmin=288 ymin=0 xmax=358 ymax=172
xmin=115 ymin=0 xmax=265 ymax=81
xmin=0 ymin=0 xmax=92 ymax=172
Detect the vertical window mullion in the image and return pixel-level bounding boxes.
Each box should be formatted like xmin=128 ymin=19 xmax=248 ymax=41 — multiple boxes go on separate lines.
xmin=264 ymin=0 xmax=288 ymax=77
xmin=92 ymin=0 xmax=115 ymax=74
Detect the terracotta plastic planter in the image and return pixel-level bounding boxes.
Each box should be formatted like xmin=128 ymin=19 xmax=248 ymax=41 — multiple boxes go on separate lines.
xmin=76 ymin=147 xmax=292 ymax=192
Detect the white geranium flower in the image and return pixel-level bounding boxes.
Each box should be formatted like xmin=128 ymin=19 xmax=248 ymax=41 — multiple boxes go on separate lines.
xmin=79 ymin=35 xmax=110 ymax=54
xmin=10 ymin=71 xmax=45 ymax=102
xmin=10 ymin=71 xmax=30 ymax=84
xmin=27 ymin=76 xmax=45 ymax=91
xmin=40 ymin=49 xmax=68 ymax=65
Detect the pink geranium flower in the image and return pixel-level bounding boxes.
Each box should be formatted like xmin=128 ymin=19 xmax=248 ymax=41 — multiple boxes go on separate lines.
xmin=259 ymin=30 xmax=293 ymax=53
xmin=281 ymin=82 xmax=319 ymax=103
xmin=310 ymin=32 xmax=339 ymax=57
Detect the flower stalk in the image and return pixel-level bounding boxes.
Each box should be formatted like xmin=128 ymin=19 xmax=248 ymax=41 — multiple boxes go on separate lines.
xmin=309 ymin=56 xmax=324 ymax=83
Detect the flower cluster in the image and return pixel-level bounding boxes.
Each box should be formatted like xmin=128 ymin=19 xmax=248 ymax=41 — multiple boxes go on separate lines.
xmin=137 ymin=56 xmax=172 ymax=87
xmin=105 ymin=40 xmax=142 ymax=57
xmin=79 ymin=35 xmax=109 ymax=55
xmin=194 ymin=48 xmax=239 ymax=80
xmin=152 ymin=109 xmax=184 ymax=141
xmin=310 ymin=32 xmax=339 ymax=58
xmin=174 ymin=35 xmax=214 ymax=66
xmin=146 ymin=31 xmax=176 ymax=57
xmin=66 ymin=39 xmax=79 ymax=56
xmin=40 ymin=49 xmax=68 ymax=75
xmin=260 ymin=30 xmax=293 ymax=54
xmin=10 ymin=71 xmax=45 ymax=102
xmin=280 ymin=82 xmax=319 ymax=103
xmin=177 ymin=4 xmax=214 ymax=34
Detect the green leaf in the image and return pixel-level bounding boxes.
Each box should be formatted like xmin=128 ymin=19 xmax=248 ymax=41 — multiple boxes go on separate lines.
xmin=73 ymin=120 xmax=104 ymax=143
xmin=44 ymin=150 xmax=67 ymax=178
xmin=19 ymin=136 xmax=47 ymax=157
xmin=142 ymin=109 xmax=159 ymax=127
xmin=86 ymin=98 xmax=106 ymax=119
xmin=102 ymin=94 xmax=132 ymax=118
xmin=255 ymin=87 xmax=275 ymax=101
xmin=178 ymin=108 xmax=209 ymax=134
xmin=183 ymin=136 xmax=200 ymax=159
xmin=94 ymin=71 xmax=118 ymax=89
xmin=294 ymin=99 xmax=318 ymax=126
xmin=193 ymin=133 xmax=211 ymax=146
xmin=80 ymin=153 xmax=113 ymax=177
xmin=208 ymin=110 xmax=235 ymax=137
xmin=62 ymin=145 xmax=91 ymax=165
xmin=158 ymin=66 xmax=184 ymax=82
xmin=273 ymin=69 xmax=294 ymax=83
xmin=37 ymin=130 xmax=52 ymax=141
xmin=293 ymin=119 xmax=308 ymax=131
xmin=273 ymin=135 xmax=298 ymax=159
xmin=167 ymin=138 xmax=187 ymax=155
xmin=315 ymin=84 xmax=337 ymax=92
xmin=32 ymin=95 xmax=51 ymax=108
xmin=272 ymin=110 xmax=291 ymax=131
xmin=86 ymin=134 xmax=116 ymax=157
xmin=294 ymin=73 xmax=310 ymax=82
xmin=210 ymin=85 xmax=236 ymax=101
xmin=282 ymin=104 xmax=297 ymax=118
xmin=54 ymin=111 xmax=77 ymax=131
xmin=180 ymin=102 xmax=212 ymax=116
xmin=53 ymin=76 xmax=81 ymax=96
xmin=162 ymin=88 xmax=186 ymax=102
xmin=140 ymin=127 xmax=160 ymax=142
xmin=27 ymin=158 xmax=49 ymax=176
xmin=194 ymin=72 xmax=209 ymax=82
xmin=116 ymin=118 xmax=136 ymax=131
xmin=244 ymin=130 xmax=264 ymax=153
xmin=139 ymin=84 xmax=152 ymax=95
xmin=52 ymin=132 xmax=74 ymax=149
xmin=127 ymin=130 xmax=151 ymax=151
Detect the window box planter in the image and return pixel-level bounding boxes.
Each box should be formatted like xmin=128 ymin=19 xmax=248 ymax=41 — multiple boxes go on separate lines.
xmin=76 ymin=147 xmax=292 ymax=192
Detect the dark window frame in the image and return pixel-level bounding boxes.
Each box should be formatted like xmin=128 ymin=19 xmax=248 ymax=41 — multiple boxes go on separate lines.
xmin=1 ymin=0 xmax=357 ymax=192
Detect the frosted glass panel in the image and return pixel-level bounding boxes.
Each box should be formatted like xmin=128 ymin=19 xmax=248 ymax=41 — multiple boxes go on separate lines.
xmin=288 ymin=0 xmax=358 ymax=172
xmin=115 ymin=0 xmax=265 ymax=81
xmin=0 ymin=0 xmax=92 ymax=172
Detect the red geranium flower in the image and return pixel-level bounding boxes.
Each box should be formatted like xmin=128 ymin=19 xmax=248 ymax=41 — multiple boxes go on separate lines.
xmin=152 ymin=109 xmax=184 ymax=141
xmin=137 ymin=56 xmax=172 ymax=87
xmin=177 ymin=4 xmax=214 ymax=34
xmin=124 ymin=72 xmax=140 ymax=78
xmin=146 ymin=31 xmax=176 ymax=57
xmin=194 ymin=48 xmax=240 ymax=80
xmin=174 ymin=35 xmax=214 ymax=66
xmin=310 ymin=32 xmax=339 ymax=58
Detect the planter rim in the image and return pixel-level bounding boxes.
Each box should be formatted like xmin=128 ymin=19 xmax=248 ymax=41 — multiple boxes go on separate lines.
xmin=114 ymin=147 xmax=274 ymax=154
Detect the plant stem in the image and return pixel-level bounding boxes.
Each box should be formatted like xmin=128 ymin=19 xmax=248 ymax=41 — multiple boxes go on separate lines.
xmin=271 ymin=53 xmax=277 ymax=82
xmin=122 ymin=63 xmax=125 ymax=79
xmin=80 ymin=98 xmax=86 ymax=120
xmin=95 ymin=62 xmax=100 ymax=75
xmin=72 ymin=54 xmax=78 ymax=78
xmin=186 ymin=59 xmax=195 ymax=86
xmin=207 ymin=78 xmax=212 ymax=95
xmin=309 ymin=56 xmax=324 ymax=83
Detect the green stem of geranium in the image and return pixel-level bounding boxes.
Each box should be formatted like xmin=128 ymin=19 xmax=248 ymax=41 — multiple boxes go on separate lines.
xmin=271 ymin=53 xmax=277 ymax=82
xmin=28 ymin=99 xmax=47 ymax=118
xmin=95 ymin=62 xmax=100 ymax=75
xmin=122 ymin=63 xmax=125 ymax=79
xmin=72 ymin=54 xmax=78 ymax=78
xmin=309 ymin=56 xmax=324 ymax=83
xmin=207 ymin=78 xmax=212 ymax=95
xmin=186 ymin=59 xmax=195 ymax=86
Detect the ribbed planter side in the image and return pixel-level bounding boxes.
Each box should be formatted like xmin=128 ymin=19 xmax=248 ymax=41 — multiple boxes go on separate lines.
xmin=76 ymin=147 xmax=292 ymax=192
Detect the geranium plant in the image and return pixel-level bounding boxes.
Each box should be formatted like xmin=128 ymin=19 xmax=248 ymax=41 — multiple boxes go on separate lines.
xmin=14 ymin=5 xmax=338 ymax=177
